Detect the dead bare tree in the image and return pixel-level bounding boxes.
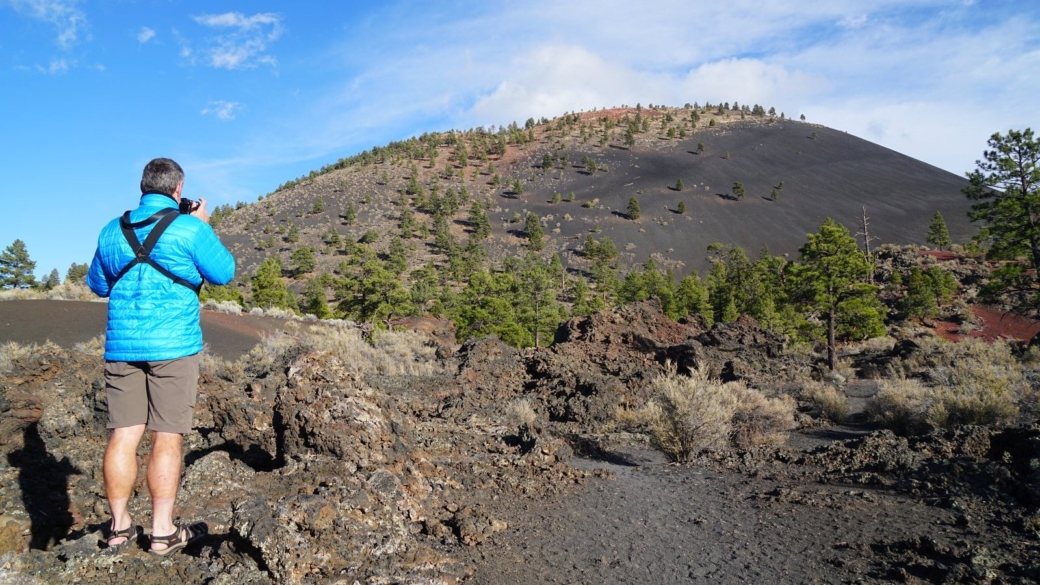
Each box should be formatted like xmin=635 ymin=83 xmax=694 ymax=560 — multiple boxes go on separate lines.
xmin=856 ymin=205 xmax=879 ymax=284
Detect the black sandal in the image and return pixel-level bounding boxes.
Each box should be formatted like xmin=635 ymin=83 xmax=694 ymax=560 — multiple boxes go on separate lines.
xmin=149 ymin=522 xmax=208 ymax=556
xmin=103 ymin=521 xmax=137 ymax=550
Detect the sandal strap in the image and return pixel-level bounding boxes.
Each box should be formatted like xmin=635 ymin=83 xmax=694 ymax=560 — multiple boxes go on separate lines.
xmin=152 ymin=522 xmax=207 ymax=546
xmin=107 ymin=523 xmax=135 ymax=539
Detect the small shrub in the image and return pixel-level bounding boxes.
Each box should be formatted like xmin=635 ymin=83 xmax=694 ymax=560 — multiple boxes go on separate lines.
xmin=507 ymin=398 xmax=538 ymax=427
xmin=865 ymin=377 xmax=939 ymax=435
xmin=619 ymin=366 xmax=794 ymax=462
xmin=729 ymin=386 xmax=796 ymax=448
xmin=199 ymin=351 xmax=246 ymax=383
xmin=1 ymin=342 xmax=35 ymax=375
xmin=72 ymin=334 xmax=105 ymax=357
xmin=867 ymin=363 xmax=1021 ymax=435
xmin=799 ymin=381 xmax=848 ymax=423
xmin=203 ymin=299 xmax=244 ymax=315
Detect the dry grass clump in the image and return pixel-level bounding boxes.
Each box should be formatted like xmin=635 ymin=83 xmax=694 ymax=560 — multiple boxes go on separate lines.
xmin=507 ymin=398 xmax=539 ymax=427
xmin=248 ymin=306 xmax=300 ymax=320
xmin=865 ymin=377 xmax=935 ymax=435
xmin=0 ymin=341 xmax=61 ymax=375
xmin=0 ymin=283 xmax=98 ymax=302
xmin=199 ymin=350 xmax=247 ymax=383
xmin=72 ymin=334 xmax=105 ymax=357
xmin=799 ymin=381 xmax=848 ymax=423
xmin=844 ymin=335 xmax=897 ymax=354
xmin=45 ymin=282 xmax=98 ymax=301
xmin=867 ymin=374 xmax=1021 ymax=435
xmin=246 ymin=322 xmax=442 ymax=377
xmin=0 ymin=342 xmax=34 ymax=374
xmin=618 ymin=366 xmax=795 ymax=463
xmin=202 ymin=299 xmax=244 ymax=315
xmin=728 ymin=384 xmax=797 ymax=448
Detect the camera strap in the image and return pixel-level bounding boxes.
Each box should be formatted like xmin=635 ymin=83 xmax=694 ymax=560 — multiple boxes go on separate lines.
xmin=113 ymin=208 xmax=202 ymax=294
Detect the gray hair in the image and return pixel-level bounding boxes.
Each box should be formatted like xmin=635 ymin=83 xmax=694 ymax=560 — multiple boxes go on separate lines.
xmin=140 ymin=158 xmax=184 ymax=195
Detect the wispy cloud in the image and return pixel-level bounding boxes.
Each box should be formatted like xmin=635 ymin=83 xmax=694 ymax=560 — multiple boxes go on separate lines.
xmin=190 ymin=12 xmax=282 ymax=69
xmin=137 ymin=26 xmax=155 ymax=44
xmin=201 ymin=100 xmax=243 ymax=121
xmin=198 ymin=99 xmax=241 ymax=120
xmin=3 ymin=0 xmax=88 ymax=48
xmin=34 ymin=57 xmax=68 ymax=74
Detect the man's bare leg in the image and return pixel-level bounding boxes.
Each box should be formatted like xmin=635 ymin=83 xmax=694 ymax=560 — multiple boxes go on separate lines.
xmin=103 ymin=424 xmax=146 ymax=545
xmin=148 ymin=431 xmax=183 ymax=550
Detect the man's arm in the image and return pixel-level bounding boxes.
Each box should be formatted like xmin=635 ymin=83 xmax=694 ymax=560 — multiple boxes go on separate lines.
xmin=86 ymin=247 xmax=111 ymax=298
xmin=192 ymin=223 xmax=235 ymax=286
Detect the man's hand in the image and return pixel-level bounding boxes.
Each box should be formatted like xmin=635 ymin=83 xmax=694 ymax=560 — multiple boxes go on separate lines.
xmin=190 ymin=197 xmax=210 ymax=224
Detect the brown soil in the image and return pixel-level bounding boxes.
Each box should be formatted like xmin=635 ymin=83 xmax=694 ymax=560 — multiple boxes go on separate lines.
xmin=931 ymin=305 xmax=1040 ymax=343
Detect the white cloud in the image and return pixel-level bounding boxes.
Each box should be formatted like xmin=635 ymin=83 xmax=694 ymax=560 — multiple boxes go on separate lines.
xmin=190 ymin=11 xmax=282 ymax=69
xmin=137 ymin=26 xmax=155 ymax=44
xmin=3 ymin=0 xmax=87 ymax=48
xmin=194 ymin=12 xmax=281 ymax=31
xmin=34 ymin=57 xmax=68 ymax=74
xmin=839 ymin=14 xmax=869 ymax=28
xmin=201 ymin=100 xmax=243 ymax=121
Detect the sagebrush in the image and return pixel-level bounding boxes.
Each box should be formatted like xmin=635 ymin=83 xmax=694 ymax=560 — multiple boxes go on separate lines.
xmin=618 ymin=366 xmax=794 ymax=462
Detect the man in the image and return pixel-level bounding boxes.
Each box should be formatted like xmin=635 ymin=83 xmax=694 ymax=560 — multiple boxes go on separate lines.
xmin=87 ymin=158 xmax=235 ymax=555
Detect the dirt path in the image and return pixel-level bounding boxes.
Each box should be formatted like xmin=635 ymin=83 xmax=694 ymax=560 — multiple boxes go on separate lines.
xmin=461 ymin=445 xmax=961 ymax=584
xmin=0 ymin=300 xmax=291 ymax=360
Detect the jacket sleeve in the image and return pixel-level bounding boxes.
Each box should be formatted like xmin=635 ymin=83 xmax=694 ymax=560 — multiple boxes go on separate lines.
xmin=87 ymin=247 xmax=111 ymax=298
xmin=192 ymin=223 xmax=235 ymax=286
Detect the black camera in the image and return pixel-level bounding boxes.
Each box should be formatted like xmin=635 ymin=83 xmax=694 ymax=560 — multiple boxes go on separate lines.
xmin=179 ymin=198 xmax=200 ymax=214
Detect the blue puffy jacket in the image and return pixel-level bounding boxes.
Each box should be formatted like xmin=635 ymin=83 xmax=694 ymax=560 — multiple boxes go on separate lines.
xmin=88 ymin=194 xmax=236 ymax=361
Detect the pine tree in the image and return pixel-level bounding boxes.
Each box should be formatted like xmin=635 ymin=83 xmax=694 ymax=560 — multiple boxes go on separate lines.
xmin=286 ymin=223 xmax=300 ymax=243
xmin=433 ymin=212 xmax=455 ymax=253
xmin=627 ymin=197 xmax=641 ymax=220
xmin=468 ymin=200 xmax=492 ymax=239
xmin=0 ymin=239 xmax=36 ymax=289
xmin=399 ymin=207 xmax=418 ymax=237
xmin=387 ymin=236 xmax=408 ymax=274
xmin=926 ymin=211 xmax=952 ymax=250
xmin=788 ymin=219 xmax=879 ymax=370
xmin=524 ymin=212 xmax=544 ymax=251
xmin=570 ymin=276 xmax=595 ymax=317
xmin=42 ymin=268 xmax=60 ymax=290
xmin=323 ymin=226 xmax=341 ymax=247
xmin=903 ymin=268 xmax=938 ymax=319
xmin=677 ymin=201 xmax=686 ymax=214
xmin=251 ymin=257 xmax=297 ymax=312
xmin=676 ymin=272 xmax=711 ymax=323
xmin=732 ymin=182 xmax=746 ymax=200
xmin=301 ymin=277 xmax=332 ymax=319
xmin=963 ymin=128 xmax=1040 ymax=313
xmin=65 ymin=262 xmax=89 ymax=284
xmin=291 ymin=247 xmax=316 ymax=278
xmin=676 ymin=178 xmax=684 ymax=191
xmin=343 ymin=201 xmax=357 ymax=225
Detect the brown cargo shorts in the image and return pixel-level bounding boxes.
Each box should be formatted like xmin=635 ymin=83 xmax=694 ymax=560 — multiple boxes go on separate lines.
xmin=104 ymin=353 xmax=201 ymax=434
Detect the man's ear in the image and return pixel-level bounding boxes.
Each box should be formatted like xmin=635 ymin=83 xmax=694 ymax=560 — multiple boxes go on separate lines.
xmin=172 ymin=181 xmax=184 ymax=201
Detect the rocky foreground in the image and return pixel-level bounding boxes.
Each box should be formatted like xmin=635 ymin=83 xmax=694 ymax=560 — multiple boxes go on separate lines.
xmin=0 ymin=302 xmax=1038 ymax=583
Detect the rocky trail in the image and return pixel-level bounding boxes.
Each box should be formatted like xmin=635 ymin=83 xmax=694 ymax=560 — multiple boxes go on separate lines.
xmin=463 ymin=442 xmax=971 ymax=584
xmin=1 ymin=299 xmax=1039 ymax=584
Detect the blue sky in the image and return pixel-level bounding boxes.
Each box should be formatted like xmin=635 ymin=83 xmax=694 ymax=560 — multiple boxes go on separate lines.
xmin=1 ymin=0 xmax=1038 ymax=281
